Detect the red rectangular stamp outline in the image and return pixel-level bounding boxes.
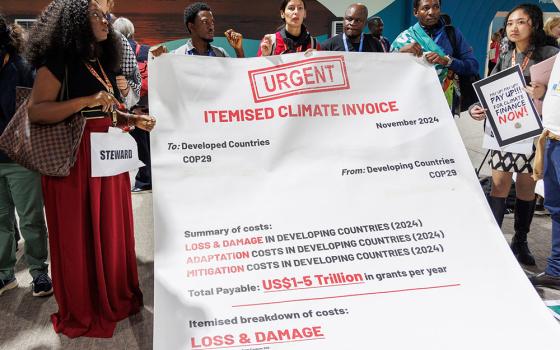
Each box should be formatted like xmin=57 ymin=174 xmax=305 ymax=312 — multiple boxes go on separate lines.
xmin=248 ymin=56 xmax=350 ymax=103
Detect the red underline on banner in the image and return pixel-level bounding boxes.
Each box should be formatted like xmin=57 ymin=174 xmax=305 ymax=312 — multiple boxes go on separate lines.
xmin=263 ymin=281 xmax=366 ymax=293
xmin=194 ymin=336 xmax=326 ymax=350
xmin=232 ymin=284 xmax=461 ymax=308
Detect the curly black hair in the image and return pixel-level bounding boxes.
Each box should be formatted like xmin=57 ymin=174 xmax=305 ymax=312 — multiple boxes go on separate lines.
xmin=184 ymin=2 xmax=211 ymax=33
xmin=25 ymin=0 xmax=120 ymax=72
xmin=0 ymin=13 xmax=25 ymax=55
xmin=504 ymin=3 xmax=548 ymax=49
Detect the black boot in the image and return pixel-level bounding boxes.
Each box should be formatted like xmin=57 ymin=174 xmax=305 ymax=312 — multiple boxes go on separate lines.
xmin=488 ymin=196 xmax=507 ymax=227
xmin=511 ymin=198 xmax=536 ymax=266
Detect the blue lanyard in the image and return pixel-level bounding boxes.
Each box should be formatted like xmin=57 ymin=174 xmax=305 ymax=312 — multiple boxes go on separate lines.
xmin=343 ymin=33 xmax=364 ymax=52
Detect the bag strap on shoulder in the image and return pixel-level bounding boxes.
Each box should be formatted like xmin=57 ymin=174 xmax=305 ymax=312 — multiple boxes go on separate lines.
xmin=58 ymin=66 xmax=69 ymax=102
xmin=444 ymin=25 xmax=458 ymax=58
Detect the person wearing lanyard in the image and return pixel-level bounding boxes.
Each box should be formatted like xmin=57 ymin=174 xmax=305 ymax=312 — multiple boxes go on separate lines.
xmin=258 ymin=0 xmax=320 ymax=56
xmin=171 ymin=2 xmax=244 ymax=58
xmin=321 ymin=3 xmax=384 ymax=53
xmin=469 ymin=4 xmax=559 ymax=267
xmin=391 ymin=0 xmax=478 ymax=108
xmin=25 ymin=0 xmax=155 ymax=338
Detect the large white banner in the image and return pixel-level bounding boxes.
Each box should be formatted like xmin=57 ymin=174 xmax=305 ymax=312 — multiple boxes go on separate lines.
xmin=150 ymin=52 xmax=560 ymax=350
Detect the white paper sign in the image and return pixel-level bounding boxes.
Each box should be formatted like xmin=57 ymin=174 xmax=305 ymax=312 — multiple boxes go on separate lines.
xmin=150 ymin=52 xmax=560 ymax=350
xmin=482 ymin=122 xmax=534 ymax=154
xmin=90 ymin=130 xmax=144 ymax=177
xmin=474 ymin=65 xmax=543 ymax=147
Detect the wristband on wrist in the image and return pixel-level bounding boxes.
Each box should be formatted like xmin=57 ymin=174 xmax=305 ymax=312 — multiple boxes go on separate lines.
xmin=120 ymin=114 xmax=135 ymax=132
xmin=115 ymin=112 xmax=130 ymax=129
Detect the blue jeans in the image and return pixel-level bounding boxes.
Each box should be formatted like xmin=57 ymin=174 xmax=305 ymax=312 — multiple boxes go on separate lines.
xmin=544 ymin=139 xmax=560 ymax=276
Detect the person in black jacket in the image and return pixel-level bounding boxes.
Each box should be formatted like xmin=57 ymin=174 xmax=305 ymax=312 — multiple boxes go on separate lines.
xmin=322 ymin=3 xmax=383 ymax=53
xmin=113 ymin=16 xmax=152 ymax=193
xmin=0 ymin=14 xmax=52 ymax=297
xmin=367 ymin=16 xmax=390 ymax=52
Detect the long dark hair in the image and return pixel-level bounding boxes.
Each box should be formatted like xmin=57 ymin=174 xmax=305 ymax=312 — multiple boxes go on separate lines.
xmin=25 ymin=0 xmax=120 ymax=72
xmin=0 ymin=14 xmax=25 ymax=56
xmin=276 ymin=0 xmax=307 ymax=32
xmin=504 ymin=3 xmax=548 ymax=50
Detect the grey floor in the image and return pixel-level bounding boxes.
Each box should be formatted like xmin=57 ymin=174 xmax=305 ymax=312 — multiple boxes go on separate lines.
xmin=1 ymin=114 xmax=559 ymax=349
xmin=0 ymin=193 xmax=154 ymax=350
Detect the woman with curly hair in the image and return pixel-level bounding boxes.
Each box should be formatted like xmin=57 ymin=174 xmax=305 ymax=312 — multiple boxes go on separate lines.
xmin=26 ymin=0 xmax=155 ymax=338
xmin=469 ymin=4 xmax=559 ymax=267
xmin=0 ymin=14 xmax=52 ymax=298
xmin=257 ymin=0 xmax=320 ymax=56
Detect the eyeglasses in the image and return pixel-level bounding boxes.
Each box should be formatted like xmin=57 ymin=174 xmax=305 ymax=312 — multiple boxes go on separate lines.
xmin=506 ymin=18 xmax=531 ymax=27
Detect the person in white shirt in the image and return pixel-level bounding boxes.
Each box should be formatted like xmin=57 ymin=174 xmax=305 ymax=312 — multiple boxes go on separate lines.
xmin=527 ymin=0 xmax=560 ymax=289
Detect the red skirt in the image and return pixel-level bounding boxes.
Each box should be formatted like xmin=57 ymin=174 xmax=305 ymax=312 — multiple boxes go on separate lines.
xmin=42 ymin=118 xmax=143 ymax=338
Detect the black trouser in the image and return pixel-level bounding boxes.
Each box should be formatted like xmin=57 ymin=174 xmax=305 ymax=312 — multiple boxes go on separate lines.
xmin=130 ymin=128 xmax=151 ymax=189
xmin=14 ymin=221 xmax=20 ymax=242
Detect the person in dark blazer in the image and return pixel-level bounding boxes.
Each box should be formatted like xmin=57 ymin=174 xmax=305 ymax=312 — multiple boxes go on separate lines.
xmin=321 ymin=3 xmax=383 ymax=53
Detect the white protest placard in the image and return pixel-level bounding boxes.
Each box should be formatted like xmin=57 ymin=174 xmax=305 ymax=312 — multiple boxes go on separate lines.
xmin=150 ymin=52 xmax=560 ymax=350
xmin=482 ymin=122 xmax=534 ymax=154
xmin=90 ymin=130 xmax=144 ymax=177
xmin=474 ymin=65 xmax=543 ymax=148
xmin=530 ymin=53 xmax=558 ymax=115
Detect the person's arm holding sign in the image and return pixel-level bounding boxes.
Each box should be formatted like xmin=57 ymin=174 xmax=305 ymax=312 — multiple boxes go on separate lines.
xmin=29 ymin=67 xmax=119 ymax=121
xmin=29 ymin=68 xmax=155 ymax=132
xmin=469 ymin=104 xmax=487 ymax=121
xmin=525 ymin=81 xmax=547 ymax=100
xmin=469 ymin=56 xmax=503 ymax=121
